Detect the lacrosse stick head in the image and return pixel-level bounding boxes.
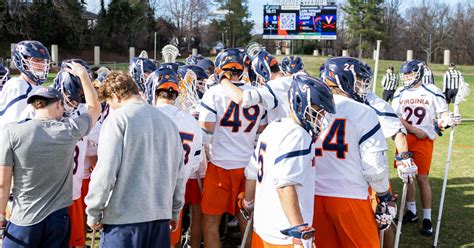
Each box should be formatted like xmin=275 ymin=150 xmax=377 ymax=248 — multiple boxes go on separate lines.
xmin=455 ymin=82 xmax=470 ymax=105
xmin=161 ymin=45 xmax=180 ymax=63
xmin=245 ymin=42 xmax=265 ymax=61
xmin=139 ymin=50 xmax=148 ymax=58
xmin=178 ymin=68 xmax=200 ymax=112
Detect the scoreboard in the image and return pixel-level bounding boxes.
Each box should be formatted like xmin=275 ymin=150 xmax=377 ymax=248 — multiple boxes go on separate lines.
xmin=263 ymin=4 xmax=337 ymax=40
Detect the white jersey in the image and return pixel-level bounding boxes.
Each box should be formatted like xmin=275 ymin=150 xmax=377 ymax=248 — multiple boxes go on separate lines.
xmin=71 ymin=104 xmax=89 ymax=200
xmin=365 ymin=92 xmax=405 ymax=138
xmin=392 ymin=84 xmax=448 ymax=140
xmin=246 ymin=118 xmax=315 ymax=245
xmin=158 ymin=104 xmax=203 ymax=180
xmin=199 ymin=83 xmax=267 ymax=170
xmin=314 ymin=95 xmax=387 ymax=200
xmin=257 ymin=76 xmax=292 ymax=122
xmin=0 ymin=77 xmax=40 ymax=128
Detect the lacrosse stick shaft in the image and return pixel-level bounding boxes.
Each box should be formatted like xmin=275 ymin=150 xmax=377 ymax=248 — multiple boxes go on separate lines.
xmin=433 ymin=106 xmax=458 ymax=247
xmin=394 ymin=182 xmax=408 ymax=248
xmin=379 ymin=230 xmax=384 ymax=248
xmin=241 ymin=216 xmax=253 ymax=248
xmin=91 ymin=229 xmax=97 ymax=248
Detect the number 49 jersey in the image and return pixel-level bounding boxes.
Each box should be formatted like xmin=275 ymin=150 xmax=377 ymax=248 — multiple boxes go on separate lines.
xmin=314 ymin=95 xmax=387 ymax=200
xmin=392 ymin=84 xmax=448 ymax=140
xmin=199 ymin=83 xmax=267 ymax=170
xmin=246 ymin=118 xmax=315 ymax=245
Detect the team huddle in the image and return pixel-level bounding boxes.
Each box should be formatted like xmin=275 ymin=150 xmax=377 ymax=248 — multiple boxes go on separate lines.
xmin=0 ymin=40 xmax=462 ymax=248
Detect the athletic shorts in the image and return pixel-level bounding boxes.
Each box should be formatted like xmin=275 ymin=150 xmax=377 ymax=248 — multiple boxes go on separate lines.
xmin=201 ymin=162 xmax=245 ymax=216
xmin=185 ymin=178 xmax=204 ymax=205
xmin=81 ymin=178 xmax=90 ymax=209
xmin=68 ymin=199 xmax=85 ymax=246
xmin=251 ymin=231 xmax=293 ymax=247
xmin=395 ymin=133 xmax=434 ymax=175
xmin=170 ymin=210 xmax=183 ymax=246
xmin=312 ymin=195 xmax=379 ymax=248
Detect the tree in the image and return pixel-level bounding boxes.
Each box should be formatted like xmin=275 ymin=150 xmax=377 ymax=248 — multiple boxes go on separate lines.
xmin=342 ymin=0 xmax=385 ymax=58
xmin=214 ymin=0 xmax=254 ymax=48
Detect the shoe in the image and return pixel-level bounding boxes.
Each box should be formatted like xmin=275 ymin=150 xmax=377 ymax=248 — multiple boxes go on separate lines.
xmin=402 ymin=210 xmax=418 ymax=224
xmin=227 ymin=217 xmax=239 ymax=227
xmin=421 ymin=219 xmax=433 ymax=236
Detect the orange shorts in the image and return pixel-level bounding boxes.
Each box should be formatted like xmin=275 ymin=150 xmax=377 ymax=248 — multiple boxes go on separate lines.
xmin=81 ymin=178 xmax=90 ymax=209
xmin=252 ymin=231 xmax=293 ymax=248
xmin=170 ymin=210 xmax=184 ymax=246
xmin=201 ymin=162 xmax=245 ymax=216
xmin=394 ymin=133 xmax=434 ymax=175
xmin=312 ymin=195 xmax=379 ymax=248
xmin=185 ymin=178 xmax=204 ymax=205
xmin=68 ymin=199 xmax=85 ymax=246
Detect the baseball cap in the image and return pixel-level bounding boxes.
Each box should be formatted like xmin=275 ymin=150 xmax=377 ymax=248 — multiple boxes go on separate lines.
xmin=27 ymin=87 xmax=64 ymax=104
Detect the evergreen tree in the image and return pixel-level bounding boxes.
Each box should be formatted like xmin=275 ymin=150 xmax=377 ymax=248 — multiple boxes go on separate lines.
xmin=215 ymin=0 xmax=254 ymax=47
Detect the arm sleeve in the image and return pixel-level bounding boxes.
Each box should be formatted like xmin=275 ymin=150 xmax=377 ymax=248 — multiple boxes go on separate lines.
xmin=359 ymin=110 xmax=388 ymax=154
xmin=0 ymin=84 xmax=27 ymax=125
xmin=245 ymin=142 xmax=259 ymax=181
xmin=190 ymin=128 xmax=203 ymax=177
xmin=85 ymin=117 xmax=123 ymax=224
xmin=391 ymin=91 xmax=401 ymax=116
xmin=381 ymin=75 xmax=387 ymax=88
xmin=361 ymin=151 xmax=389 ymax=193
xmin=172 ymin=134 xmax=186 ymax=221
xmin=432 ymin=86 xmax=449 ymax=114
xmin=0 ymin=129 xmax=14 ymax=167
xmin=273 ymin=132 xmax=312 ymax=188
xmin=257 ymin=84 xmax=279 ymax=110
xmin=198 ymin=91 xmax=217 ymax=122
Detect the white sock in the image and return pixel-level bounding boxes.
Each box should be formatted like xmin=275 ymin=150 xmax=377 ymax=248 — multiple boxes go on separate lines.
xmin=407 ymin=201 xmax=416 ymax=214
xmin=423 ymin=209 xmax=431 ymax=220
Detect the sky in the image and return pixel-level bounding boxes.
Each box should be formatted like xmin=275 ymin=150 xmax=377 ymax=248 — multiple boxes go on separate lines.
xmin=86 ymin=0 xmax=468 ymax=35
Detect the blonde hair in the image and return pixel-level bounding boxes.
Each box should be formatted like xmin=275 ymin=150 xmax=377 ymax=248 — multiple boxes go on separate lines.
xmin=98 ymin=71 xmax=139 ymax=101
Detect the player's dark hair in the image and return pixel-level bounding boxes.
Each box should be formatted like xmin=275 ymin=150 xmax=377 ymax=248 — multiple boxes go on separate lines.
xmin=32 ymin=97 xmax=58 ymax=110
xmin=270 ymin=64 xmax=281 ymax=73
xmin=156 ymin=88 xmax=178 ymax=101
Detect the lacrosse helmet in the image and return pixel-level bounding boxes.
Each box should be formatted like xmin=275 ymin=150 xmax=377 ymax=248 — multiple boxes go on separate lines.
xmin=13 ymin=40 xmax=50 ymax=85
xmin=289 ymin=74 xmax=336 ymax=139
xmin=146 ymin=67 xmax=180 ymax=104
xmin=252 ymin=50 xmax=279 ymax=83
xmin=53 ymin=70 xmax=85 ymax=115
xmin=281 ymin=56 xmax=304 ymax=75
xmin=129 ymin=57 xmax=157 ymax=93
xmin=400 ymin=60 xmax=424 ymax=89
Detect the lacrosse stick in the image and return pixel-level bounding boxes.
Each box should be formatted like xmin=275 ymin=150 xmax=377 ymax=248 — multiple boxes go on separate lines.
xmin=245 ymin=42 xmax=265 ymax=60
xmin=178 ymin=69 xmax=201 ymax=113
xmin=91 ymin=229 xmax=97 ymax=248
xmin=161 ymin=45 xmax=180 ymax=63
xmin=433 ymin=82 xmax=470 ymax=248
xmin=139 ymin=50 xmax=148 ymax=58
xmin=379 ymin=230 xmax=384 ymax=248
xmin=394 ymin=181 xmax=408 ymax=248
xmin=240 ymin=216 xmax=253 ymax=248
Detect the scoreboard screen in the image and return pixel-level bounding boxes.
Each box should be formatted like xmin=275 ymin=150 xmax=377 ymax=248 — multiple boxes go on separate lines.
xmin=263 ymin=4 xmax=337 ymax=40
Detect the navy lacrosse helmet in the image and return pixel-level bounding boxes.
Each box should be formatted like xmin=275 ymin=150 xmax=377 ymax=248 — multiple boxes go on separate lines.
xmin=53 ymin=70 xmax=85 ymax=115
xmin=196 ymin=58 xmax=215 ymax=77
xmin=281 ymin=56 xmax=304 ymax=75
xmin=252 ymin=50 xmax=279 ymax=82
xmin=145 ymin=67 xmax=180 ymax=104
xmin=214 ymin=48 xmax=245 ymax=76
xmin=178 ymin=65 xmax=209 ymax=81
xmin=13 ymin=40 xmax=50 ymax=85
xmin=61 ymin=59 xmax=93 ymax=80
xmin=129 ymin=57 xmax=157 ymax=93
xmin=400 ymin=60 xmax=424 ymax=89
xmin=289 ymin=75 xmax=336 ymax=139
xmin=159 ymin=62 xmax=179 ymax=72
xmin=186 ymin=54 xmax=204 ymax=65
xmin=323 ymin=57 xmax=372 ymax=102
xmin=0 ymin=64 xmax=10 ymax=90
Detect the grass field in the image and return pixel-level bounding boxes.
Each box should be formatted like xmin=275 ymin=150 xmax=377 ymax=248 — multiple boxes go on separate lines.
xmin=45 ymin=56 xmax=473 ymax=247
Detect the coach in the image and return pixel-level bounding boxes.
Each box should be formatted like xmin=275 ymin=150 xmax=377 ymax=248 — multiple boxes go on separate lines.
xmin=0 ymin=62 xmax=100 ymax=247
xmin=85 ymin=71 xmax=185 ymax=247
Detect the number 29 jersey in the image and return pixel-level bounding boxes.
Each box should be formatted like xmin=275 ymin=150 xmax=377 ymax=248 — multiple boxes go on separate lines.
xmin=392 ymin=84 xmax=448 ymax=140
xmin=314 ymin=95 xmax=387 ymax=200
xmin=247 ymin=118 xmax=315 ymax=245
xmin=199 ymin=83 xmax=267 ymax=170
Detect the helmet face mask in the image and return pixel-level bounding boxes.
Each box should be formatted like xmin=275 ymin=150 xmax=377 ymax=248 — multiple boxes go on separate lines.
xmin=14 ymin=41 xmax=51 ymax=85
xmin=354 ymin=76 xmax=372 ymax=102
xmin=303 ymin=104 xmax=332 ymax=137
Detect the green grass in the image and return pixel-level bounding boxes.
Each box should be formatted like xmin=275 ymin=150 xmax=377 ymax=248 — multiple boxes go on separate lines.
xmin=43 ymin=56 xmax=474 ymax=247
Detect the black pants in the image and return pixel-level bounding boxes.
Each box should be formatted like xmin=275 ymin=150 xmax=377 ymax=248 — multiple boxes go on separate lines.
xmin=445 ymin=89 xmax=458 ymax=104
xmin=383 ymin=90 xmax=396 ymax=102
xmin=100 ymin=219 xmax=170 ymax=248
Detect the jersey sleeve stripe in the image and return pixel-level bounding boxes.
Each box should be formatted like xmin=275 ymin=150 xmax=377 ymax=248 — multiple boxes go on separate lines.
xmin=0 ymin=84 xmax=33 ymax=116
xmin=200 ymin=102 xmax=217 ymax=115
xmin=274 ymin=145 xmax=312 ymax=165
xmin=365 ymin=103 xmax=398 ymax=118
xmin=194 ymin=150 xmax=201 ymax=156
xmin=264 ymin=84 xmax=279 ymax=109
xmin=421 ymin=84 xmax=445 ymax=99
xmin=359 ymin=123 xmax=381 ymax=145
